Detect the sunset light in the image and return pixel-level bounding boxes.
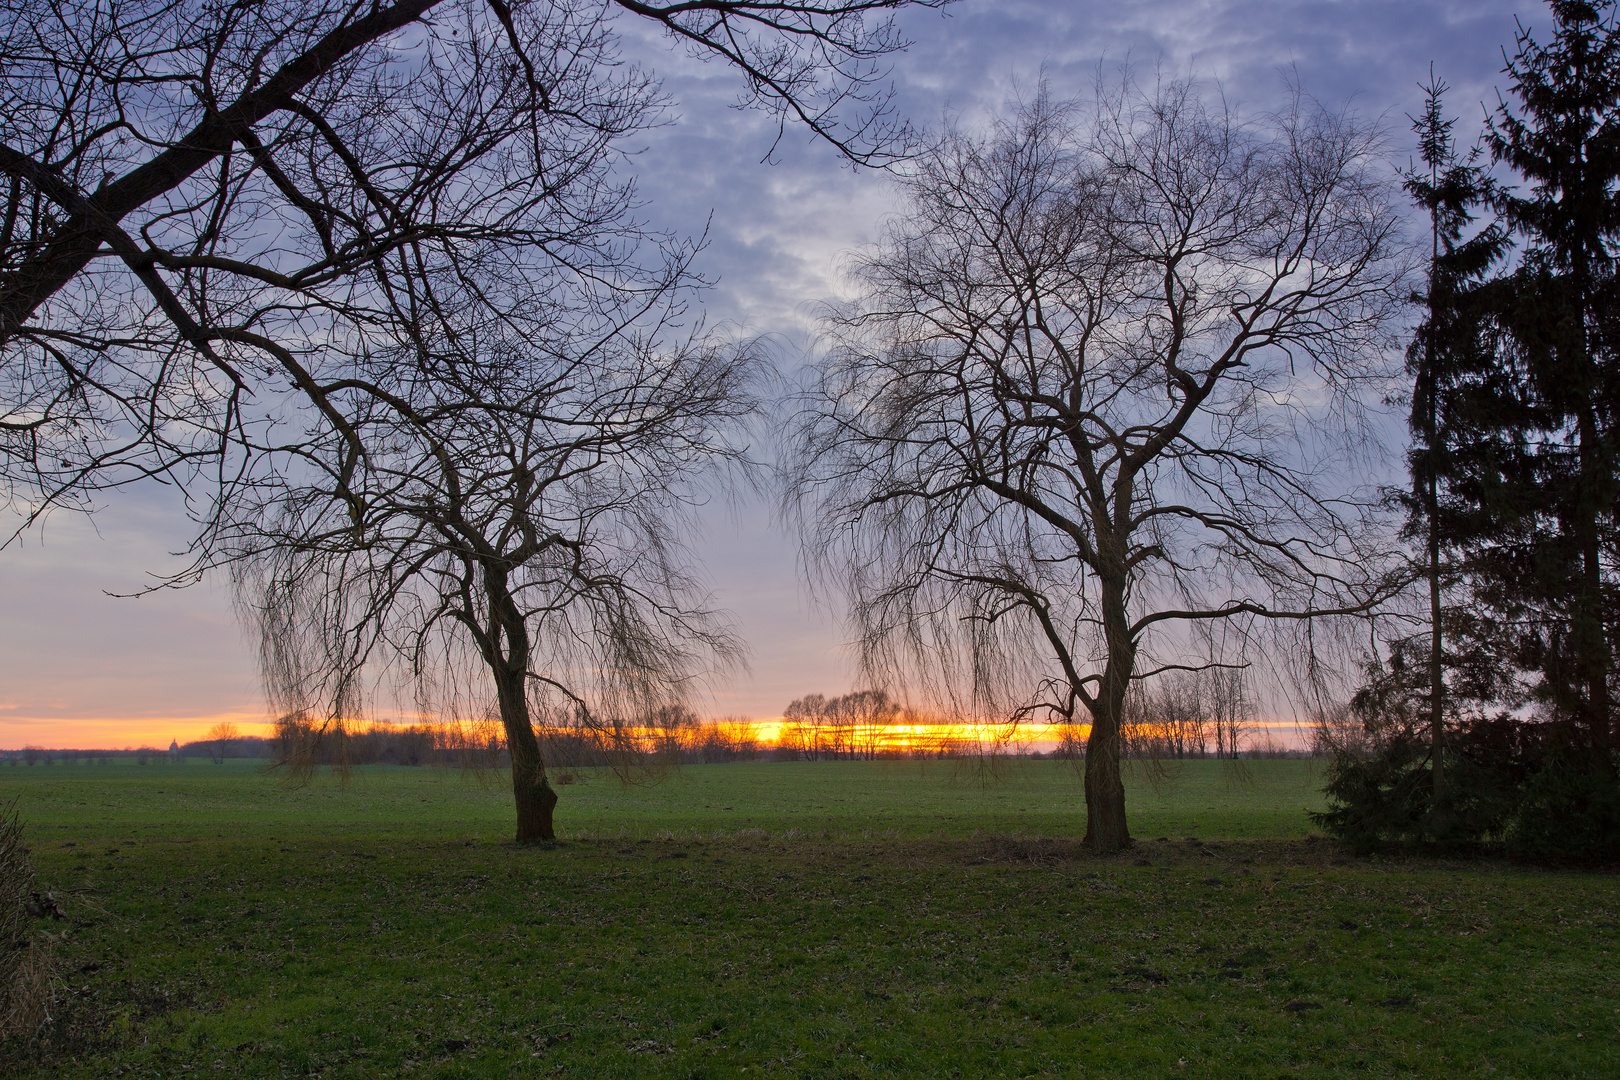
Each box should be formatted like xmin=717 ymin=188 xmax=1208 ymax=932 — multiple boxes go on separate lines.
xmin=0 ymin=712 xmax=274 ymax=752
xmin=1 ymin=1 xmax=1612 ymax=1075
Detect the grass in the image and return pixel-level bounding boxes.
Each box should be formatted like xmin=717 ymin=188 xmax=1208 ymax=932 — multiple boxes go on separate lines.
xmin=4 ymin=758 xmax=1618 ymax=1078
xmin=2 ymin=757 xmax=1327 ymax=841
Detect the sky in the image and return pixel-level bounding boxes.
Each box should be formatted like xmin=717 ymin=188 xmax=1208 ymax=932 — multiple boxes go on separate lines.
xmin=0 ymin=0 xmax=1534 ymax=749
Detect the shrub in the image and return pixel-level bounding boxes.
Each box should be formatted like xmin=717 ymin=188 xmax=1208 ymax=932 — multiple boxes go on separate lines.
xmin=1312 ymin=716 xmax=1620 ymax=859
xmin=1504 ymin=750 xmax=1620 ymax=860
xmin=1310 ymin=730 xmax=1435 ymax=853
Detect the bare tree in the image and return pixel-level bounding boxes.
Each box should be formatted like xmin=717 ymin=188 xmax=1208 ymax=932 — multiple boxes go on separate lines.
xmin=0 ymin=0 xmax=948 ymax=842
xmin=781 ymin=693 xmax=833 ymax=759
xmin=1127 ymin=670 xmax=1209 ymax=759
xmin=648 ymin=704 xmax=702 ymax=763
xmin=1207 ymin=668 xmax=1251 ymax=760
xmin=691 ymin=715 xmax=762 ymax=762
xmin=835 ymin=688 xmax=899 ymax=758
xmin=204 ymin=721 xmax=240 ymax=765
xmin=786 ymin=79 xmax=1408 ymax=851
xmin=781 ymin=688 xmax=899 ymax=758
xmin=0 ymin=0 xmax=944 ymax=530
xmin=225 ymin=260 xmax=763 ymax=839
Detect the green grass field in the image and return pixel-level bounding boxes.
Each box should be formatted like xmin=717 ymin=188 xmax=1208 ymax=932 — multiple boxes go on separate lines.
xmin=4 ymin=758 xmax=1618 ymax=1078
xmin=6 ymin=756 xmax=1329 ymax=841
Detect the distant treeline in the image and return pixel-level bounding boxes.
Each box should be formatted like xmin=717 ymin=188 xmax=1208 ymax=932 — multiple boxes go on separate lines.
xmin=7 ymin=689 xmax=1314 ymax=766
xmin=263 ymin=706 xmax=1043 ymax=772
xmin=778 ymin=683 xmax=1310 ymax=761
xmin=0 ymin=740 xmax=272 ymax=765
xmin=0 ymin=726 xmax=462 ymax=766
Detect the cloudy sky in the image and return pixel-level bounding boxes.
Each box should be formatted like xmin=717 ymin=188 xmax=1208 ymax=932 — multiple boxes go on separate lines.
xmin=0 ymin=0 xmax=1531 ymax=748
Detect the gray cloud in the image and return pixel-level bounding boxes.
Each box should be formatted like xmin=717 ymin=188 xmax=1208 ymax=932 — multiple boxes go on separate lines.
xmin=0 ymin=0 xmax=1534 ymax=742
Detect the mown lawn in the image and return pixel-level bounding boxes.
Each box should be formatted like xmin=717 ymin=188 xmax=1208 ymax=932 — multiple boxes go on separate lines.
xmin=5 ymin=757 xmax=1327 ymax=841
xmin=4 ymin=759 xmax=1617 ymax=1078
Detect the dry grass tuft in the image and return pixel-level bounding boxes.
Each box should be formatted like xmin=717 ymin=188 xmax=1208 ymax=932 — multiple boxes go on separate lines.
xmin=966 ymin=834 xmax=1086 ymax=865
xmin=0 ymin=803 xmax=58 ymax=1044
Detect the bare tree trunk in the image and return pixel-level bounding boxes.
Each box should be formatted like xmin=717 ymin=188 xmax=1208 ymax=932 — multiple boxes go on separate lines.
xmin=485 ymin=566 xmax=558 ymax=842
xmin=1427 ymin=471 xmax=1448 ymax=814
xmin=1581 ymin=540 xmax=1614 ymax=773
xmin=494 ymin=661 xmax=557 ymax=841
xmin=1083 ymin=702 xmax=1129 ymax=852
xmin=1569 ymin=403 xmax=1616 ymax=777
xmin=1084 ymin=576 xmax=1134 ymax=853
xmin=505 ymin=701 xmax=558 ymax=843
xmin=1420 ymin=168 xmax=1449 ymax=816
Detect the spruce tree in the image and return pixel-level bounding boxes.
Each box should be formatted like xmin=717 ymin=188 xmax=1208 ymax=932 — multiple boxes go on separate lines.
xmin=1401 ymin=71 xmax=1510 ymax=812
xmin=1319 ymin=7 xmax=1620 ymax=851
xmin=1483 ymin=0 xmax=1620 ymax=772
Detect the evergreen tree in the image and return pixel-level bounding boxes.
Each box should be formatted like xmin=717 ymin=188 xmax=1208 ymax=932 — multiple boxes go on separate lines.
xmin=1400 ymin=70 xmax=1510 ymax=811
xmin=1316 ymin=8 xmax=1620 ymax=855
xmin=1481 ymin=0 xmax=1620 ymax=771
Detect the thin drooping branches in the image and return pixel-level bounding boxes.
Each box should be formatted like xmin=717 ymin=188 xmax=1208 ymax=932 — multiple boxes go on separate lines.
xmin=226 ymin=239 xmax=765 ymax=840
xmin=785 ymin=78 xmax=1409 ymax=850
xmin=0 ymin=0 xmax=941 ymax=532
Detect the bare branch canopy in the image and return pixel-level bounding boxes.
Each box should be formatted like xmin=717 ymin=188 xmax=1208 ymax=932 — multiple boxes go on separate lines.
xmin=0 ymin=0 xmax=944 ymax=530
xmin=783 ymin=76 xmax=1411 ymax=850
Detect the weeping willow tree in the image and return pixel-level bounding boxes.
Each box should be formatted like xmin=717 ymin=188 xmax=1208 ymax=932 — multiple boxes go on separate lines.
xmin=786 ymin=79 xmax=1408 ymax=851
xmin=224 ymin=231 xmax=763 ymax=840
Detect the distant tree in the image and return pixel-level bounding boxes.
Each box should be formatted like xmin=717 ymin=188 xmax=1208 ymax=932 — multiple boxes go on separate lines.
xmin=1128 ymin=671 xmax=1210 ymax=759
xmin=780 ymin=690 xmax=900 ymax=759
xmin=781 ymin=694 xmax=833 ymax=760
xmin=393 ymin=726 xmax=439 ymax=769
xmin=693 ymin=716 xmax=763 ymax=762
xmin=786 ymin=79 xmax=1407 ymax=850
xmin=1207 ymin=669 xmax=1251 ymax=760
xmin=648 ymin=705 xmax=701 ymax=762
xmin=833 ymin=689 xmax=900 ymax=759
xmin=204 ymin=722 xmax=241 ymax=765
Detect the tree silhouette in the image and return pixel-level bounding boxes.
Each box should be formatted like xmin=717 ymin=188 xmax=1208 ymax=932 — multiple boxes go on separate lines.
xmin=787 ymin=80 xmax=1407 ymax=851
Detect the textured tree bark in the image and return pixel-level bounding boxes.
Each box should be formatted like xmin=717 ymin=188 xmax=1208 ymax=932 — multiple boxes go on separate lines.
xmin=484 ymin=564 xmax=559 ymax=842
xmin=1083 ymin=704 xmax=1129 ymax=853
xmin=512 ymin=755 xmax=559 ymax=843
xmin=497 ymin=664 xmax=557 ymax=842
xmin=1083 ymin=574 xmax=1134 ymax=853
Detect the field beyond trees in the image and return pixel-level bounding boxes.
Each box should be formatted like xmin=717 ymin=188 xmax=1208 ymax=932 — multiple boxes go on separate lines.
xmin=5 ymin=760 xmax=1617 ymax=1078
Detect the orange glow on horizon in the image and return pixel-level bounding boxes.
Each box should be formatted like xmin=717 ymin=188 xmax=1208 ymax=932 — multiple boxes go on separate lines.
xmin=1 ymin=714 xmax=1308 ymax=753
xmin=0 ymin=712 xmax=276 ymax=751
